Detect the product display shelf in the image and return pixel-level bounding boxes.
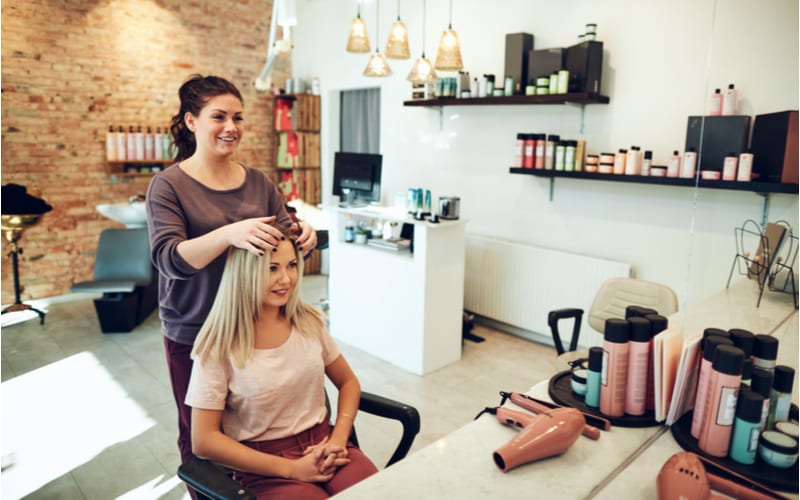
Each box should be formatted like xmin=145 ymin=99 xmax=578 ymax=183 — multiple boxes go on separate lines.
xmin=106 ymin=160 xmax=173 ymax=177
xmin=403 ymin=92 xmax=610 ymax=107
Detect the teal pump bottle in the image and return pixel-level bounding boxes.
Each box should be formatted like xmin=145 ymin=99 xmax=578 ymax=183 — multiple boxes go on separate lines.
xmin=729 ymin=388 xmax=764 ymax=465
xmin=585 ymin=347 xmax=603 ymax=408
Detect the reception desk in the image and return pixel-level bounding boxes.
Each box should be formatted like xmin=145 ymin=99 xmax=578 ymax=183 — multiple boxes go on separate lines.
xmin=327 ymin=205 xmax=466 ymax=375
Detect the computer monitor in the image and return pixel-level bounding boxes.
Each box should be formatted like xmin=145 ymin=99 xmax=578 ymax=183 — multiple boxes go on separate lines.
xmin=332 ymin=152 xmax=382 ymax=206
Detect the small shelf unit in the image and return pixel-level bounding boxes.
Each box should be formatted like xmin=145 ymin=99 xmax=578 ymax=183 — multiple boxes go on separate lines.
xmin=403 ymin=92 xmax=610 ymax=107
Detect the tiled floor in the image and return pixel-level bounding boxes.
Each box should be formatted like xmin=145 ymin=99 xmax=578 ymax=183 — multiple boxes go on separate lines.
xmin=1 ymin=276 xmax=557 ymax=499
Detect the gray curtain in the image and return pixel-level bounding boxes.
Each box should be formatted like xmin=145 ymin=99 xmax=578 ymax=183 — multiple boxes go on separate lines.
xmin=340 ymin=88 xmax=380 ymax=154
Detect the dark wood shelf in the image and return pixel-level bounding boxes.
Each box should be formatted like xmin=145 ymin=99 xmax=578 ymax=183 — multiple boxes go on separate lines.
xmin=404 ymin=92 xmax=610 ymax=107
xmin=509 ymin=168 xmax=799 ymax=195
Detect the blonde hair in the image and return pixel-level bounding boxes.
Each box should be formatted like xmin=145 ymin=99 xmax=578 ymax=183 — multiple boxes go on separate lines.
xmin=191 ymin=224 xmax=326 ymax=367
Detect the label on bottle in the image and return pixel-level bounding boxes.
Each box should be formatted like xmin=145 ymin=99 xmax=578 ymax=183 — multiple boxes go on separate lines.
xmin=716 ymin=386 xmax=739 ymax=426
xmin=747 ymin=427 xmax=759 ymax=452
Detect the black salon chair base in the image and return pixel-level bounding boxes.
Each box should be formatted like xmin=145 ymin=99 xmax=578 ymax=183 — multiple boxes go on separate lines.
xmin=178 ymin=391 xmax=420 ymax=500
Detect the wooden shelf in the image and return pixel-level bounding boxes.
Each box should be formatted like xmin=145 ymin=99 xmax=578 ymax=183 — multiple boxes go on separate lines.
xmin=509 ymin=168 xmax=799 ymax=195
xmin=404 ymin=92 xmax=610 ymax=107
xmin=106 ymin=160 xmax=172 ymax=177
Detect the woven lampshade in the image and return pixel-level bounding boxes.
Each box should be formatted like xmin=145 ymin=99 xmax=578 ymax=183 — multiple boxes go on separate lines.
xmin=406 ymin=54 xmax=437 ymax=83
xmin=364 ymin=51 xmax=392 ymax=77
xmin=346 ymin=14 xmax=370 ymax=53
xmin=434 ymin=27 xmax=462 ymax=71
xmin=385 ymin=18 xmax=410 ymax=59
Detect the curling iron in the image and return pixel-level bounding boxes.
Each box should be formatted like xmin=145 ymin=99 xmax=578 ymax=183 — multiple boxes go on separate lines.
xmin=499 ymin=391 xmax=607 ymax=440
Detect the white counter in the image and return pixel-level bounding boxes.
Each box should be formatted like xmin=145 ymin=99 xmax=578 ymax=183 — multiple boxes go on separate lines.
xmin=332 ymin=279 xmax=798 ymax=498
xmin=327 ymin=205 xmax=466 ymax=375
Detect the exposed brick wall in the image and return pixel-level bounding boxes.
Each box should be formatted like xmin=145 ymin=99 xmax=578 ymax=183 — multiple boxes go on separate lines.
xmin=1 ymin=0 xmax=290 ymax=301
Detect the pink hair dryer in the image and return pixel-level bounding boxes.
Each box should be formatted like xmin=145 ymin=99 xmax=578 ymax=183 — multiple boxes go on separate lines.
xmin=491 ymin=407 xmax=585 ymax=472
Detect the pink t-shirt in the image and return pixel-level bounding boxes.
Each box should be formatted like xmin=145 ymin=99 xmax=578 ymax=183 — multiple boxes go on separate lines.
xmin=186 ymin=326 xmax=342 ymax=442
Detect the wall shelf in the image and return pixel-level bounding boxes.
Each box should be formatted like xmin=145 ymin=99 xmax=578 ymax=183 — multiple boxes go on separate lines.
xmin=106 ymin=160 xmax=172 ymax=177
xmin=403 ymin=92 xmax=610 ymax=107
xmin=510 ymin=167 xmax=799 ymax=226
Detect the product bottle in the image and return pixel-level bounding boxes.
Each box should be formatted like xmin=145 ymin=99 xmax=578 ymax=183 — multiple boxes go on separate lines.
xmin=641 ymin=150 xmax=652 ymax=176
xmin=737 ymin=151 xmax=754 ymax=182
xmin=722 ymin=152 xmax=738 ymax=181
xmin=106 ymin=125 xmax=117 ymax=161
xmin=600 ymin=318 xmax=630 ymax=418
xmin=135 ymin=125 xmax=145 ymax=161
xmin=523 ymin=135 xmax=536 ymax=168
xmin=729 ymin=388 xmax=765 ymax=465
xmin=681 ymin=147 xmax=697 ymax=178
xmin=116 ymin=125 xmax=127 ymax=161
xmin=126 ymin=125 xmax=136 ymax=161
xmin=344 ymin=215 xmax=355 ymax=243
xmin=741 ymin=358 xmax=754 ymax=385
xmin=514 ymin=134 xmax=526 ymax=168
xmin=164 ymin=129 xmax=175 ymax=159
xmin=753 ymin=334 xmax=779 ymax=372
xmin=613 ymin=149 xmax=627 ymax=175
xmin=484 ymin=74 xmax=495 ymax=96
xmin=144 ymin=126 xmax=155 ymax=160
xmin=564 ymin=140 xmax=576 ymax=172
xmin=557 ymin=69 xmax=570 ymax=94
xmin=708 ymin=88 xmax=722 ymax=116
xmin=750 ymin=368 xmax=774 ymax=431
xmin=585 ymin=346 xmax=603 ymax=408
xmin=767 ymin=365 xmax=795 ymax=429
xmin=554 ymin=141 xmax=566 ymax=171
xmin=625 ymin=146 xmax=642 ymax=175
xmin=698 ymin=345 xmax=745 ymax=458
xmin=549 ymin=72 xmax=559 ymax=94
xmin=471 ymin=77 xmax=479 ymax=97
xmin=575 ymin=140 xmax=586 ymax=172
xmin=728 ymin=328 xmax=755 ymax=358
xmin=154 ymin=127 xmax=164 ymax=160
xmin=691 ymin=335 xmax=735 ymax=438
xmin=624 ymin=317 xmax=651 ymax=416
xmin=722 ymin=84 xmax=737 ymax=116
xmin=667 ymin=150 xmax=681 ymax=178
xmin=545 ymin=135 xmax=559 ymax=170
xmin=534 ymin=134 xmax=546 ymax=169
xmin=644 ymin=314 xmax=668 ymax=412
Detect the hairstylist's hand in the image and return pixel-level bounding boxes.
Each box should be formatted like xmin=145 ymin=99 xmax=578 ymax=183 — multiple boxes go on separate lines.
xmin=225 ymin=216 xmax=283 ymax=256
xmin=293 ymin=221 xmax=317 ymax=257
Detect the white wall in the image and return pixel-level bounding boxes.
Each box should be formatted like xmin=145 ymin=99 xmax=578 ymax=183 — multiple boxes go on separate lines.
xmin=292 ymin=0 xmax=799 ymax=313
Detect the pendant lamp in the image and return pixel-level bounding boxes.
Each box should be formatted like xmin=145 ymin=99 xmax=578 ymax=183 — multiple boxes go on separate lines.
xmin=364 ymin=0 xmax=392 ymax=77
xmin=346 ymin=2 xmax=370 ymax=53
xmin=385 ymin=0 xmax=410 ymax=59
xmin=406 ymin=0 xmax=437 ymax=83
xmin=434 ymin=0 xmax=463 ymax=71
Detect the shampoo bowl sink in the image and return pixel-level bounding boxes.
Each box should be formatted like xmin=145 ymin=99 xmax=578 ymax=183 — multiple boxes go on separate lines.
xmin=96 ymin=202 xmax=147 ymax=228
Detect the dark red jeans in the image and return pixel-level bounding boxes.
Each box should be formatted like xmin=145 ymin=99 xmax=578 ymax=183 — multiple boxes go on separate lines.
xmin=163 ymin=336 xmax=195 ymax=465
xmin=233 ymin=421 xmax=378 ymax=499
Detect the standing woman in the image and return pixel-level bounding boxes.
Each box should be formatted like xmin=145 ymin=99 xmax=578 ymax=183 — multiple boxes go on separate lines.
xmin=146 ymin=74 xmax=317 ymax=467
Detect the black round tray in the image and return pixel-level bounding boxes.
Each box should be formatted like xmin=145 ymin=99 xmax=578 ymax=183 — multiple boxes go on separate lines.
xmin=548 ymin=369 xmax=660 ymax=427
xmin=670 ymin=407 xmax=799 ymax=493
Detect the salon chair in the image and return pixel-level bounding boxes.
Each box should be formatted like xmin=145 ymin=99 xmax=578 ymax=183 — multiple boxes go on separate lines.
xmin=178 ymin=391 xmax=420 ymax=500
xmin=70 ymin=227 xmax=157 ymax=333
xmin=548 ymin=277 xmax=678 ymax=367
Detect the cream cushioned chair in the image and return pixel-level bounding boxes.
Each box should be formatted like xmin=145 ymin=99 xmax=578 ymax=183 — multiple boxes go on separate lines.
xmin=548 ymin=277 xmax=679 ymax=370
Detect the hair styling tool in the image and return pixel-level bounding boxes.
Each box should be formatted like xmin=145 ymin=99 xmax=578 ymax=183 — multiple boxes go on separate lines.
xmin=499 ymin=391 xmax=606 ymax=440
xmin=657 ymin=451 xmax=785 ymax=500
xmin=492 ymin=407 xmax=585 ymax=472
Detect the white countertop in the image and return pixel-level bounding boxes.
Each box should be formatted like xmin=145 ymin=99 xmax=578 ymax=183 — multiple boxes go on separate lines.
xmin=332 ymin=279 xmax=798 ymax=498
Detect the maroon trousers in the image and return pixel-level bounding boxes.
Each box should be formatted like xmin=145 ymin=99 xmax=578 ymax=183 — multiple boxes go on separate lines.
xmin=234 ymin=421 xmax=378 ymax=499
xmin=164 ymin=336 xmax=195 ymax=465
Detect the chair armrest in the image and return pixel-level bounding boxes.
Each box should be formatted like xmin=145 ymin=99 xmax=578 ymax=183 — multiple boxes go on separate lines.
xmin=177 ymin=456 xmax=255 ymax=500
xmin=547 ymin=308 xmax=584 ymax=355
xmin=359 ymin=391 xmax=421 ymax=467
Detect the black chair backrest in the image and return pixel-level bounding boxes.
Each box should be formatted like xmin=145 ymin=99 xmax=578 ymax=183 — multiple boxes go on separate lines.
xmin=94 ymin=228 xmax=152 ymax=286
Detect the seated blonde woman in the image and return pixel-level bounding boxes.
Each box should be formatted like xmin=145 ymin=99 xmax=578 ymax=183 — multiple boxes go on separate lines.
xmin=185 ymin=224 xmax=377 ymax=499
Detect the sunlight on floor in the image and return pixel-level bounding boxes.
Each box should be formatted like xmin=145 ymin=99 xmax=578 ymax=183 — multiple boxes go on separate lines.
xmin=116 ymin=474 xmax=186 ymax=499
xmin=1 ymin=352 xmax=156 ymax=499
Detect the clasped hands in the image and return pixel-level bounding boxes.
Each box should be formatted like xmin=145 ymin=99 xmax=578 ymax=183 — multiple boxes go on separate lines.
xmin=292 ymin=436 xmax=350 ymax=483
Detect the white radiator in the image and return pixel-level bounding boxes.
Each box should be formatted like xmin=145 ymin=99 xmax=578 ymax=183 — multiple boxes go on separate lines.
xmin=464 ymin=235 xmax=631 ymax=346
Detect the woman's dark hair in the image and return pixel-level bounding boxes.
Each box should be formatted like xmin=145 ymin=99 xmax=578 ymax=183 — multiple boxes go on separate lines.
xmin=169 ymin=75 xmax=244 ymax=162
